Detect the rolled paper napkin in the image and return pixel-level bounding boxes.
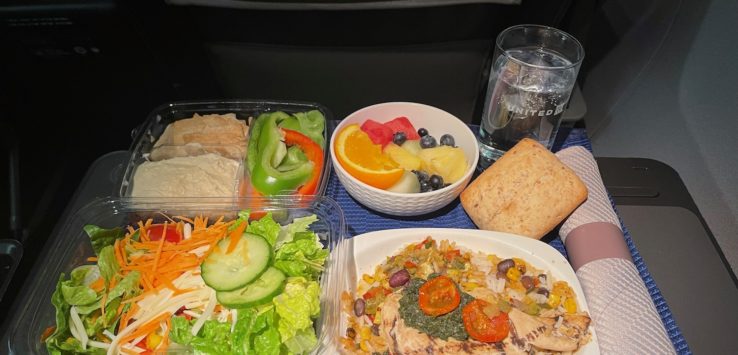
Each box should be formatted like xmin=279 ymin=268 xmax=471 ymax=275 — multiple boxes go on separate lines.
xmin=555 ymin=146 xmax=675 ymax=355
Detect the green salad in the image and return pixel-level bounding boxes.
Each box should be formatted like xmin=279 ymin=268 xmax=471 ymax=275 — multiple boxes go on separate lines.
xmin=44 ymin=211 xmax=329 ymax=355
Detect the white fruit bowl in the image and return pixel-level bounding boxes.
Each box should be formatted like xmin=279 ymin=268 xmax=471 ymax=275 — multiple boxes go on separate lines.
xmin=330 ymin=102 xmax=479 ymax=216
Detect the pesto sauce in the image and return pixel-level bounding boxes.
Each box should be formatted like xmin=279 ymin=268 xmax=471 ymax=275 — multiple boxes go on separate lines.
xmin=398 ymin=277 xmax=472 ymax=341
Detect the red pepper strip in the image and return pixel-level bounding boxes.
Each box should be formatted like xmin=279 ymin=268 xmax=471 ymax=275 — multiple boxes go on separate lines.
xmin=281 ymin=128 xmax=324 ymax=195
xmin=415 ymin=236 xmax=434 ymax=250
xmin=363 ymin=286 xmax=391 ymax=300
xmin=444 ymin=249 xmax=461 ymax=261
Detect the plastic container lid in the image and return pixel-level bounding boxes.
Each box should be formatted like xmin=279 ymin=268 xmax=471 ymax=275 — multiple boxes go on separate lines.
xmin=4 ymin=196 xmax=348 ymax=354
xmin=120 ymin=99 xmax=333 ymax=199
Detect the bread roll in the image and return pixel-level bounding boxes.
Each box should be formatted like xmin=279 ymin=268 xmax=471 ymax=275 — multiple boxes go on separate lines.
xmin=460 ymin=138 xmax=587 ymax=239
xmin=150 ymin=113 xmax=249 ymax=161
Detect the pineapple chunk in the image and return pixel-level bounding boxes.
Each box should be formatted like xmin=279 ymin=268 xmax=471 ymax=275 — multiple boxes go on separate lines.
xmin=384 ymin=143 xmax=422 ymax=171
xmin=418 ymin=146 xmax=468 ymax=183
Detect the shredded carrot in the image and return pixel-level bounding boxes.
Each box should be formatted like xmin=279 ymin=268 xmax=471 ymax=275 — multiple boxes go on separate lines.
xmin=118 ymin=302 xmax=137 ymax=333
xmin=87 ymin=256 xmax=98 ymax=262
xmin=172 ymin=287 xmax=198 ymax=297
xmin=151 ymin=222 xmax=167 ymax=274
xmin=140 ymin=273 xmax=155 ymax=291
xmin=119 ymin=311 xmax=171 ymax=345
xmin=89 ymin=277 xmax=105 ymax=292
xmin=174 ymin=215 xmax=195 ymax=225
xmin=116 ymin=302 xmax=126 ymax=318
xmin=113 ymin=240 xmax=126 ymax=268
xmin=40 ymin=326 xmax=55 ymax=342
xmin=118 ymin=237 xmax=128 ymax=266
xmin=226 ymin=221 xmax=247 ymax=253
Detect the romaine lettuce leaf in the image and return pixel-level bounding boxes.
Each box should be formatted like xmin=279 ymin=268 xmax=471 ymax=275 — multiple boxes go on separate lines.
xmin=61 ymin=266 xmax=101 ymax=306
xmin=107 ymin=270 xmax=141 ymax=301
xmin=273 ymin=232 xmax=328 ymax=280
xmin=232 ymin=306 xmax=279 ymax=355
xmin=273 ymin=277 xmax=321 ymax=353
xmin=282 ymin=328 xmax=318 ymax=355
xmin=83 ymin=225 xmax=126 ymax=255
xmin=170 ymin=316 xmax=231 ymax=355
xmin=275 ymin=214 xmax=318 ymax=248
xmin=97 ymin=245 xmax=119 ymax=284
xmin=60 ymin=284 xmax=98 ymax=306
xmin=247 ymin=212 xmax=281 ymax=246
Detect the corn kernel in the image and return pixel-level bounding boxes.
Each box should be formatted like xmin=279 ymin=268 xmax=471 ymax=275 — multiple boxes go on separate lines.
xmin=146 ymin=333 xmax=162 ymax=350
xmin=462 ymin=282 xmax=480 ymax=291
xmin=552 ymin=281 xmax=573 ymax=298
xmin=506 ymin=267 xmax=521 ymax=281
xmin=547 ymin=293 xmax=561 ymax=308
xmin=373 ymin=311 xmax=382 ymax=324
xmin=360 ymin=326 xmax=372 ymax=340
xmin=359 ymin=340 xmax=370 ymax=352
xmin=362 ymin=275 xmax=375 ymax=284
xmin=564 ymin=297 xmax=577 ymax=314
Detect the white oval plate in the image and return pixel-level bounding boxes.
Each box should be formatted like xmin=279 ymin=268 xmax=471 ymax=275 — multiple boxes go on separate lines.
xmin=347 ymin=228 xmax=600 ymax=354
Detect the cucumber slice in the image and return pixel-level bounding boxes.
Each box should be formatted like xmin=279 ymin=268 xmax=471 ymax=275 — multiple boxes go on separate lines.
xmin=217 ymin=267 xmax=286 ymax=308
xmin=201 ymin=233 xmax=271 ymax=291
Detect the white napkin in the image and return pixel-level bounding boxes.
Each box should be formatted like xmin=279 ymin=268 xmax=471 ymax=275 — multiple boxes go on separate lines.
xmin=555 ymin=146 xmax=675 ymax=355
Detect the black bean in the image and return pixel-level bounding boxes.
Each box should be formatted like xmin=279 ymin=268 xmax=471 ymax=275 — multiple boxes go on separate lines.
xmin=389 ymin=269 xmax=411 ymax=288
xmin=496 ymin=270 xmax=507 ymax=279
xmin=537 ymin=287 xmax=550 ymax=297
xmin=353 ymin=298 xmax=366 ymax=317
xmin=372 ymin=324 xmax=380 ymax=336
xmin=521 ymin=276 xmax=535 ymax=291
xmin=497 ymin=259 xmax=515 ymax=273
xmin=346 ymin=327 xmax=357 ymax=339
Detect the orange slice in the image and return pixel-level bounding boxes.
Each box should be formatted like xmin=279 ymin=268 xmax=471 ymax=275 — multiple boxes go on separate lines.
xmin=334 ymin=124 xmax=404 ymax=189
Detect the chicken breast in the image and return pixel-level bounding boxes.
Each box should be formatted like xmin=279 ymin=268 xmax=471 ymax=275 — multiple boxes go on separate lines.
xmin=507 ymin=308 xmax=591 ymax=352
xmin=377 ymin=293 xmax=592 ymax=354
xmin=379 ymin=294 xmax=528 ymax=354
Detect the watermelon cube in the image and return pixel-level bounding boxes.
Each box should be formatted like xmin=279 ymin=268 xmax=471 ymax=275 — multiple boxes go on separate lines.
xmin=384 ymin=116 xmax=420 ymax=140
xmin=360 ymin=119 xmax=394 ymax=146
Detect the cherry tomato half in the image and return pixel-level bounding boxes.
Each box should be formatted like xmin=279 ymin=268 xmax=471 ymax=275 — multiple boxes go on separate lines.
xmin=418 ymin=275 xmax=461 ymax=316
xmin=147 ymin=224 xmax=182 ymax=243
xmin=462 ymin=299 xmax=510 ymax=343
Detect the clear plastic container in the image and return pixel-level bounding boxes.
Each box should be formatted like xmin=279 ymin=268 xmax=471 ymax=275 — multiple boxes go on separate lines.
xmin=4 ymin=196 xmax=349 ymax=354
xmin=120 ymin=99 xmax=334 ymax=199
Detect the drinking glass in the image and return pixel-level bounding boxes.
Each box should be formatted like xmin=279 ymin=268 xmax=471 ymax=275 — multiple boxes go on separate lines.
xmin=478 ymin=24 xmax=584 ymax=169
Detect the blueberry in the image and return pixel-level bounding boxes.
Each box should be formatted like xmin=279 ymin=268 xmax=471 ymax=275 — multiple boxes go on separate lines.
xmin=420 ymin=135 xmax=437 ymax=148
xmin=417 ymin=128 xmax=429 ymax=137
xmin=392 ymin=132 xmax=407 ymax=146
xmin=419 ymin=180 xmax=432 ymax=192
xmin=429 ymin=175 xmax=444 ymax=189
xmin=439 ymin=134 xmax=455 ymax=147
xmin=412 ymin=170 xmax=429 ymax=182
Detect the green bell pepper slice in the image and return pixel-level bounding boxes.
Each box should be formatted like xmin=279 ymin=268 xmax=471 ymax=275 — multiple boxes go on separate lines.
xmin=249 ymin=113 xmax=314 ymax=195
